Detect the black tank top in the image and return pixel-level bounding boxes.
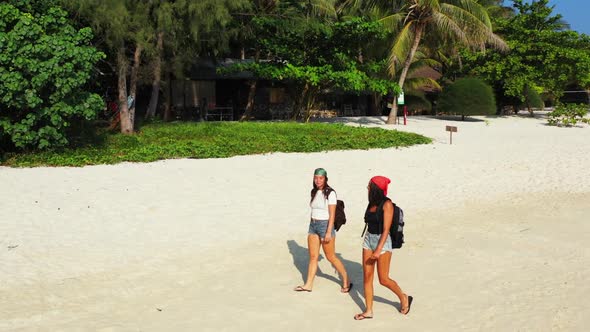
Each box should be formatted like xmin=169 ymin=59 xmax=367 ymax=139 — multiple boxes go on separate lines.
xmin=364 ymin=206 xmax=382 ymax=234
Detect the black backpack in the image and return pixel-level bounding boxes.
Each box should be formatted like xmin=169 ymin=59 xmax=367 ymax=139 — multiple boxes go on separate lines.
xmin=389 ymin=201 xmax=405 ymax=248
xmin=324 ymin=188 xmax=346 ymax=231
xmin=334 ymin=199 xmax=346 ymax=231
xmin=362 ymin=198 xmax=404 ymax=248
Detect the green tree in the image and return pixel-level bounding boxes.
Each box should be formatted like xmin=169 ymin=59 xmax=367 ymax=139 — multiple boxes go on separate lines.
xmin=62 ymin=0 xmax=149 ymax=134
xmin=0 ymin=0 xmax=104 ymax=150
xmin=437 ymin=77 xmax=496 ymax=120
xmin=229 ymin=0 xmax=339 ymax=121
xmin=477 ymin=0 xmax=515 ymax=21
xmin=459 ymin=0 xmax=590 ymax=113
xmin=222 ymin=15 xmax=401 ymax=121
xmin=229 ymin=0 xmax=281 ymax=121
xmin=349 ymin=0 xmax=507 ymax=123
xmin=150 ymin=0 xmax=249 ymax=121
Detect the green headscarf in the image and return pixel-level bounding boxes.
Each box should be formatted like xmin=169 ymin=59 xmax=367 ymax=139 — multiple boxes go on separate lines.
xmin=314 ymin=168 xmax=327 ymax=177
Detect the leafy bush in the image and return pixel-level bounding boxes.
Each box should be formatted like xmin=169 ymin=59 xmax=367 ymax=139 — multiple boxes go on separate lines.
xmin=0 ymin=1 xmax=104 ymax=150
xmin=547 ymin=103 xmax=590 ymax=127
xmin=437 ymin=77 xmax=496 ymax=119
xmin=2 ymin=122 xmax=432 ymax=167
xmin=523 ymin=85 xmax=544 ymax=109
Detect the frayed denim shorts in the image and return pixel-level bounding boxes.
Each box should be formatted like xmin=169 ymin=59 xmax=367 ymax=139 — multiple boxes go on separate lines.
xmin=308 ymin=219 xmax=336 ymax=239
xmin=363 ymin=233 xmax=393 ymax=253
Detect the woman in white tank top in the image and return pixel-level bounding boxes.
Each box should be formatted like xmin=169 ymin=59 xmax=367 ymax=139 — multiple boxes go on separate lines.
xmin=293 ymin=168 xmax=352 ymax=293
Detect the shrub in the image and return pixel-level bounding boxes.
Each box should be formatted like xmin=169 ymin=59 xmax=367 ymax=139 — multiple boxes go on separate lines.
xmin=0 ymin=1 xmax=105 ymax=151
xmin=547 ymin=103 xmax=590 ymax=127
xmin=437 ymin=77 xmax=496 ymax=120
xmin=523 ymin=85 xmax=544 ymax=111
xmin=2 ymin=122 xmax=433 ymax=167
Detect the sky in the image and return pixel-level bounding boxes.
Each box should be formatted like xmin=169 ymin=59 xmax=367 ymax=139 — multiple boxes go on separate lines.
xmin=506 ymin=0 xmax=590 ymax=35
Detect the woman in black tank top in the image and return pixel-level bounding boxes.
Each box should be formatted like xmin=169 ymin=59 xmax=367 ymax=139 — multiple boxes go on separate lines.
xmin=354 ymin=176 xmax=413 ymax=320
xmin=364 ymin=204 xmax=382 ymax=234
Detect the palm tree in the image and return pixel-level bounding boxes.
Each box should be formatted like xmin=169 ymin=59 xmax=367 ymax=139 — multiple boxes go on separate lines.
xmin=388 ymin=52 xmax=442 ymax=115
xmin=348 ymin=0 xmax=507 ymax=123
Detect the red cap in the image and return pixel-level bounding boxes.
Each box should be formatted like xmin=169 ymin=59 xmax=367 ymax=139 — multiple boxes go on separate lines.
xmin=370 ymin=176 xmax=391 ymax=196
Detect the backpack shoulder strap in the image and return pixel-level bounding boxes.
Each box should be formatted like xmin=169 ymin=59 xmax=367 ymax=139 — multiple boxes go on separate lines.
xmin=379 ymin=198 xmax=392 ymax=234
xmin=377 ymin=198 xmax=391 ymax=219
xmin=392 ymin=202 xmax=398 ymax=227
xmin=324 ymin=186 xmax=335 ymax=200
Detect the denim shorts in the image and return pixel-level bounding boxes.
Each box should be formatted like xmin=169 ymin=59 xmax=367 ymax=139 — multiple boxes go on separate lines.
xmin=308 ymin=219 xmax=336 ymax=239
xmin=363 ymin=233 xmax=393 ymax=253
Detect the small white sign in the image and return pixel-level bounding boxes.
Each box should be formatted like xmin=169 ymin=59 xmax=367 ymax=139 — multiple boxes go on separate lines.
xmin=397 ymin=91 xmax=405 ymax=105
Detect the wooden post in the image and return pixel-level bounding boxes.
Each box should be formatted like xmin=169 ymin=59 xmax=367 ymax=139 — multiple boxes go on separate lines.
xmin=403 ymin=106 xmax=408 ymax=125
xmin=446 ymin=125 xmax=458 ymax=144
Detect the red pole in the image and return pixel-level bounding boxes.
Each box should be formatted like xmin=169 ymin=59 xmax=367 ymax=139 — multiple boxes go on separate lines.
xmin=403 ymin=106 xmax=408 ymax=125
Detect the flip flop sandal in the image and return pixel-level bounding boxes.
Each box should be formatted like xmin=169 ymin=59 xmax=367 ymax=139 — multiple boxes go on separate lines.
xmin=341 ymin=283 xmax=353 ymax=293
xmin=400 ymin=295 xmax=413 ymax=315
xmin=354 ymin=313 xmax=373 ymax=320
xmin=293 ymin=286 xmax=312 ymax=292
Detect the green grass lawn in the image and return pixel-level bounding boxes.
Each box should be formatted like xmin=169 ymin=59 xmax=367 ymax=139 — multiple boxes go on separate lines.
xmin=1 ymin=121 xmax=432 ymax=167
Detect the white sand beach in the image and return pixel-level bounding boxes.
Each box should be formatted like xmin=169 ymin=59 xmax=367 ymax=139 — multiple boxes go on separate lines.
xmin=1 ymin=115 xmax=589 ymax=331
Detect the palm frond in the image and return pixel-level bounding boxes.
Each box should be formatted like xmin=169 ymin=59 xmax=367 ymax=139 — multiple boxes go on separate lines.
xmin=388 ymin=22 xmax=415 ymax=76
xmin=431 ymin=11 xmax=466 ymax=44
xmin=404 ymin=76 xmax=442 ymax=91
xmin=408 ymin=58 xmax=441 ymax=71
xmin=437 ymin=3 xmax=506 ymax=50
xmin=308 ymin=0 xmax=338 ymax=18
xmin=444 ymin=0 xmax=492 ymax=28
xmin=379 ymin=12 xmax=406 ymax=33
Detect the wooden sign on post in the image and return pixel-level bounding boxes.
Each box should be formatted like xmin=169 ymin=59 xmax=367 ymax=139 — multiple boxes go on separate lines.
xmin=446 ymin=125 xmax=458 ymax=144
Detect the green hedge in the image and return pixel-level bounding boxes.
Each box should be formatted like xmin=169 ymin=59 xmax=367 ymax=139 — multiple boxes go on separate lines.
xmin=2 ymin=121 xmax=432 ymax=167
xmin=437 ymin=77 xmax=496 ymax=119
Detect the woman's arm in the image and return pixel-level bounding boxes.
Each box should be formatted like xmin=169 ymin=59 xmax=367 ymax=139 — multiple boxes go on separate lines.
xmin=372 ymin=200 xmax=393 ymax=257
xmin=324 ymin=203 xmax=336 ymax=243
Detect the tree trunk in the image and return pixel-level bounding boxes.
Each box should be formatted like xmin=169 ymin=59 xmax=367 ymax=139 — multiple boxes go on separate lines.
xmin=239 ymin=48 xmax=260 ymax=121
xmin=127 ymin=44 xmax=142 ymax=128
xmin=358 ymin=47 xmax=363 ymax=64
xmin=240 ymin=80 xmax=257 ymax=121
xmin=163 ymin=70 xmax=172 ymax=122
xmin=387 ymin=23 xmax=424 ymax=124
xmin=117 ymin=48 xmax=133 ymax=134
xmin=292 ymin=83 xmax=309 ymax=120
xmin=389 ymin=99 xmax=399 ymax=123
xmin=370 ymin=93 xmax=382 ymax=116
xmin=146 ymin=32 xmax=163 ymax=120
xmin=304 ymin=87 xmax=318 ymax=122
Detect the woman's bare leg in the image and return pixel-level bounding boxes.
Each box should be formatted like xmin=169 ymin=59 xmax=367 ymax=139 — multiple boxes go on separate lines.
xmin=355 ymin=249 xmax=376 ymax=319
xmin=376 ymin=252 xmax=409 ymax=312
xmin=301 ymin=234 xmax=321 ymax=290
xmin=321 ymin=237 xmax=349 ymax=290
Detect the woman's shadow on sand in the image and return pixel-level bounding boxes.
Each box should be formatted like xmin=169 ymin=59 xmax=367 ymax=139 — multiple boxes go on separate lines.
xmin=287 ymin=240 xmax=400 ymax=311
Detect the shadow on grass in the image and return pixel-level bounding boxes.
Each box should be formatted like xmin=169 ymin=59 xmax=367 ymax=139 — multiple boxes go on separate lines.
xmin=312 ymin=116 xmax=390 ymax=126
xmin=68 ymin=127 xmax=110 ymax=149
xmin=313 ymin=115 xmax=489 ymax=125
xmin=429 ymin=115 xmax=486 ymax=122
xmin=0 ymin=119 xmax=114 ymax=166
